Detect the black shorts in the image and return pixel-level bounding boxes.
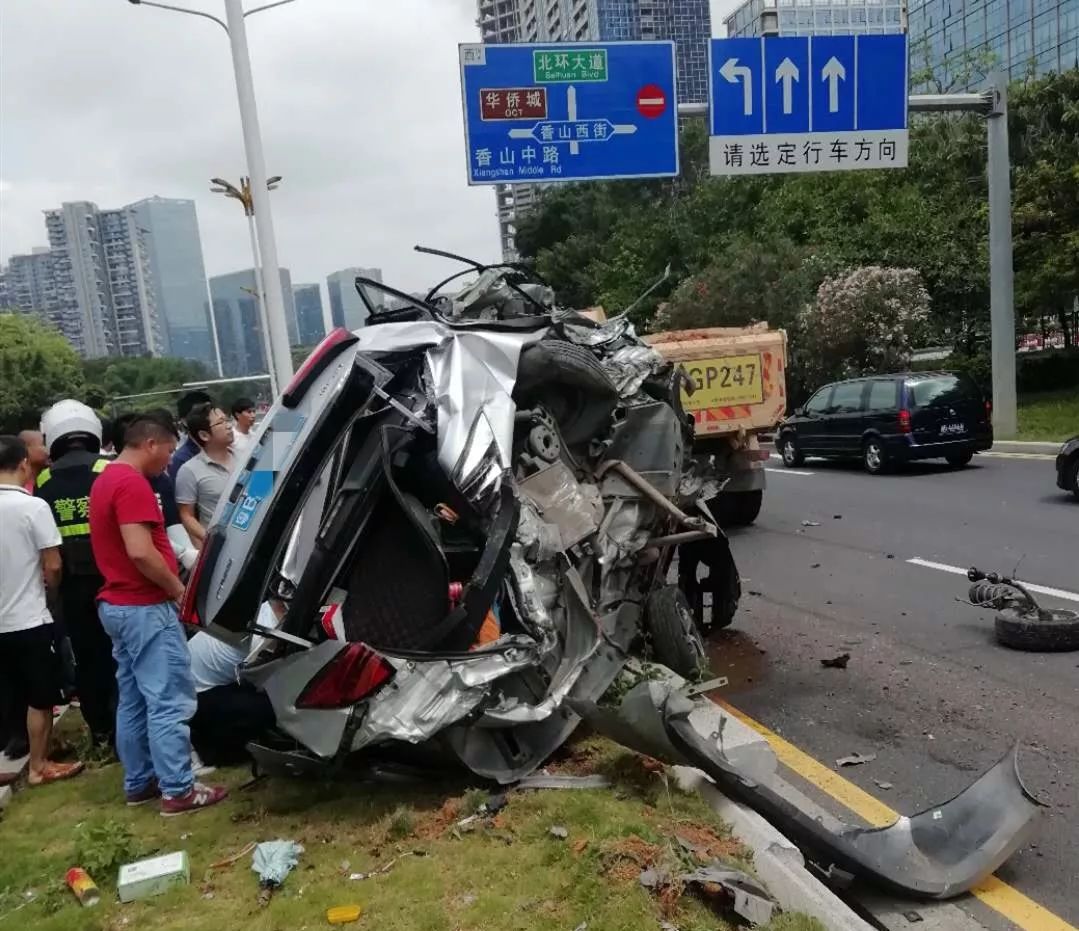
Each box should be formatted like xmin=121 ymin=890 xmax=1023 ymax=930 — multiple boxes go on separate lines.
xmin=0 ymin=625 xmax=64 ymax=711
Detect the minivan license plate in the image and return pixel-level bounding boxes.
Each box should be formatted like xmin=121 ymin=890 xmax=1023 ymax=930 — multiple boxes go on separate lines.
xmin=941 ymin=422 xmax=966 ymax=436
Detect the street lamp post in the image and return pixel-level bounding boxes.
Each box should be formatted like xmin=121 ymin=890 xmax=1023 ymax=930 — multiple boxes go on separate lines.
xmin=126 ymin=0 xmax=296 ymax=394
xmin=211 ymin=175 xmax=282 ymax=396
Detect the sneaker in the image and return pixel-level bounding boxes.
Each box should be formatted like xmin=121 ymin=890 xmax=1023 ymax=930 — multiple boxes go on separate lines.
xmin=160 ymin=782 xmax=228 ymax=817
xmin=191 ymin=750 xmax=216 ymax=778
xmin=126 ymin=779 xmax=161 ymax=807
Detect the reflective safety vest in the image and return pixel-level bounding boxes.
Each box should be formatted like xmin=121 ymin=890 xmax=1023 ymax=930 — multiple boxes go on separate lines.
xmin=35 ymin=451 xmax=110 ymax=577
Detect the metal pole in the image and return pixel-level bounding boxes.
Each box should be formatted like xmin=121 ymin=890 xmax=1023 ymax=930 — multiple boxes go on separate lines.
xmin=222 ymin=0 xmax=293 ymax=394
xmin=985 ymin=74 xmax=1017 ymax=438
xmin=245 ymin=208 xmax=278 ymax=397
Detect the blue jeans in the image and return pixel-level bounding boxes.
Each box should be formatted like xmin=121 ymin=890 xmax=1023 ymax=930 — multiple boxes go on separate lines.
xmin=98 ymin=601 xmax=197 ymax=798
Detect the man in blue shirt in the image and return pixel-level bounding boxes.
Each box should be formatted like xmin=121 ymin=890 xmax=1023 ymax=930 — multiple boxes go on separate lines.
xmin=167 ymin=391 xmax=212 ymax=482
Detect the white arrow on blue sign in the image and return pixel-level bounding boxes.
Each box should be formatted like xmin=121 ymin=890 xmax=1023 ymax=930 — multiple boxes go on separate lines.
xmin=708 ymin=33 xmax=908 ymax=176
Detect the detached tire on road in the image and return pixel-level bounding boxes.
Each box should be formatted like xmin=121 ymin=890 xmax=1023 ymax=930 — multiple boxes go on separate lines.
xmin=716 ymin=490 xmax=763 ymax=527
xmin=646 ymin=586 xmax=708 ymax=680
xmin=994 ymin=607 xmax=1079 ymax=652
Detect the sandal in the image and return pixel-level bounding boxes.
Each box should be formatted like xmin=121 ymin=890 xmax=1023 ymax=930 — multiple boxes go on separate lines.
xmin=28 ymin=760 xmax=85 ymax=786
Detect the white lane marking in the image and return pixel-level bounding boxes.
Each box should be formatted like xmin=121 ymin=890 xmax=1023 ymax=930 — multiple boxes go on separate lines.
xmin=764 ymin=466 xmax=815 ymax=476
xmin=907 ymin=557 xmax=1079 ymax=604
xmin=982 ymin=451 xmax=1056 ymax=461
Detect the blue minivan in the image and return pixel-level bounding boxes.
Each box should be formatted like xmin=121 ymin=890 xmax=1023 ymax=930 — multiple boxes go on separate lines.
xmin=776 ymin=372 xmax=993 ymax=474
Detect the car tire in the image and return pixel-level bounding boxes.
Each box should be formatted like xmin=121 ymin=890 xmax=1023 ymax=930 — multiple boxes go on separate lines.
xmin=1066 ymin=457 xmax=1079 ymax=501
xmin=863 ymin=438 xmax=888 ymax=475
xmin=716 ymin=490 xmax=763 ymax=527
xmin=780 ymin=435 xmax=805 ymax=468
xmin=995 ymin=607 xmax=1079 ymax=652
xmin=946 ymin=451 xmax=974 ymax=467
xmin=646 ymin=586 xmax=709 ymax=680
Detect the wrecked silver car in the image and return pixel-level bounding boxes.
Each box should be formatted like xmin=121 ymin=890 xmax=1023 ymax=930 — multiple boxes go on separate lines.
xmin=181 ymin=251 xmax=1041 ymax=900
xmin=182 ymin=251 xmax=738 ymax=782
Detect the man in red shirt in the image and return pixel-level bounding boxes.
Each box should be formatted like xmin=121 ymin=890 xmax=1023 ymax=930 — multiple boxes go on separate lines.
xmin=89 ymin=412 xmax=226 ymax=816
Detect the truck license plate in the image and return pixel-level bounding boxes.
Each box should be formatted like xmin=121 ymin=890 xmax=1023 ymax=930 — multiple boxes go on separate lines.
xmin=681 ymin=354 xmax=765 ymax=410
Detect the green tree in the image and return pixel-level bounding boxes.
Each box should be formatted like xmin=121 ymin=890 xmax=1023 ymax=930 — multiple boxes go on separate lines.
xmin=0 ymin=313 xmax=85 ymax=433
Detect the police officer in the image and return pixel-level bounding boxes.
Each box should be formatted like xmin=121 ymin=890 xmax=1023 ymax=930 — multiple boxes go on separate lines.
xmin=36 ymin=400 xmax=117 ymax=748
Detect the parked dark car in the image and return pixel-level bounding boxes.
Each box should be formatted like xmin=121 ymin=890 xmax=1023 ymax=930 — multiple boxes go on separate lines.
xmin=1057 ymin=435 xmax=1079 ymax=499
xmin=776 ymin=372 xmax=993 ymax=474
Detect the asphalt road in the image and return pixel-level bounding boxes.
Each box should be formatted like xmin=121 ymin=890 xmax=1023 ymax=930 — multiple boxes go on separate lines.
xmin=711 ymin=450 xmax=1078 ymax=927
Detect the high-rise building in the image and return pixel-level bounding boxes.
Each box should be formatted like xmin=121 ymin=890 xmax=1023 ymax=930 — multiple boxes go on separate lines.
xmin=724 ymin=0 xmax=906 ymax=38
xmin=128 ymin=197 xmax=217 ymax=369
xmin=43 ymin=201 xmax=164 ymax=358
xmin=292 ymin=283 xmax=326 ymax=346
xmin=326 ymin=267 xmax=382 ymax=329
xmin=2 ymin=249 xmax=59 ymax=325
xmin=209 ymin=268 xmax=295 ymax=377
xmin=907 ymin=0 xmax=1077 ymax=89
xmin=482 ymin=0 xmax=711 ymax=258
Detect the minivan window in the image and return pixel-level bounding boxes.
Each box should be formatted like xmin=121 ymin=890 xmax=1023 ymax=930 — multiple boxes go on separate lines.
xmin=805 ymin=387 xmax=832 ymax=414
xmin=867 ymin=380 xmax=897 ymax=412
xmin=907 ymin=375 xmax=977 ymax=409
xmin=830 ymin=381 xmax=866 ymax=413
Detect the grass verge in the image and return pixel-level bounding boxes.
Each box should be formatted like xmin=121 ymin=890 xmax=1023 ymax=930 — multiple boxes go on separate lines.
xmin=1017 ymin=389 xmax=1079 ymax=442
xmin=0 ymin=723 xmax=823 ymax=931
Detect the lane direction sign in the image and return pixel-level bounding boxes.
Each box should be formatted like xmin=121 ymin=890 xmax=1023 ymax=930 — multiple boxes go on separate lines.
xmin=460 ymin=41 xmax=678 ymax=185
xmin=709 ymin=33 xmax=908 ymax=176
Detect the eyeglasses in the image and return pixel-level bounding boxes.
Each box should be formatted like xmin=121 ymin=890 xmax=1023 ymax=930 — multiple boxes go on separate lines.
xmin=209 ymin=419 xmax=230 ymax=429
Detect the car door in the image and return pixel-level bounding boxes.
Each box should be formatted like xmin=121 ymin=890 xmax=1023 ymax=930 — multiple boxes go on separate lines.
xmin=798 ymin=385 xmax=834 ymax=453
xmin=823 ymin=380 xmax=870 ymax=455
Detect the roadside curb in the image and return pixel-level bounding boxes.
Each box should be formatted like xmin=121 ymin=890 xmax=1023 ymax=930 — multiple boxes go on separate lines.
xmin=673 ymin=766 xmax=875 ymax=931
xmin=991 ymin=440 xmax=1060 ymax=454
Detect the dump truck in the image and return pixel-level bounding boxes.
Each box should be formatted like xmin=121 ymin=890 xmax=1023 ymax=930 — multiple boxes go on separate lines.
xmin=647 ymin=323 xmax=788 ymax=526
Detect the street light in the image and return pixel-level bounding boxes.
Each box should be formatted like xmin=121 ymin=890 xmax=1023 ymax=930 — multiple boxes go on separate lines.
xmin=211 ymin=175 xmax=284 ymax=396
xmin=126 ymin=0 xmax=297 ymax=396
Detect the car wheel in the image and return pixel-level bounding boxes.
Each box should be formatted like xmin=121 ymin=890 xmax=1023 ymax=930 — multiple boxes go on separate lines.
xmin=946 ymin=451 xmax=974 ymax=467
xmin=716 ymin=490 xmax=763 ymax=527
xmin=780 ymin=435 xmax=805 ymax=468
xmin=645 ymin=586 xmax=709 ymax=680
xmin=863 ymin=438 xmax=887 ymax=475
xmin=1067 ymin=457 xmax=1079 ymax=501
xmin=995 ymin=607 xmax=1079 ymax=652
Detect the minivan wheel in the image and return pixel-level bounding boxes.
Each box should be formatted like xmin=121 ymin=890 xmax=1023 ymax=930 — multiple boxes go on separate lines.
xmin=1066 ymin=458 xmax=1079 ymax=501
xmin=946 ymin=451 xmax=974 ymax=467
xmin=863 ymin=438 xmax=887 ymax=475
xmin=781 ymin=436 xmax=805 ymax=467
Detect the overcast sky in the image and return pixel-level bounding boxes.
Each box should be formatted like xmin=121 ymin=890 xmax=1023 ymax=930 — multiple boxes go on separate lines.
xmin=0 ymin=0 xmax=738 ymax=294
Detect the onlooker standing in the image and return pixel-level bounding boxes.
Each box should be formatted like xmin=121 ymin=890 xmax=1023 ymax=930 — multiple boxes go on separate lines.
xmin=175 ymin=404 xmax=235 ymax=548
xmin=229 ymin=397 xmax=257 ymax=458
xmin=17 ymin=430 xmax=49 ymax=492
xmin=89 ymin=413 xmax=226 ymax=815
xmin=167 ymin=391 xmax=212 ymax=482
xmin=36 ymin=400 xmax=117 ymax=748
xmin=0 ymin=435 xmax=85 ymax=786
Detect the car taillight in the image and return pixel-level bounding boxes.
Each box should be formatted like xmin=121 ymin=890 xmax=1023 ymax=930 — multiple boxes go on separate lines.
xmin=281 ymin=327 xmax=358 ymax=409
xmin=296 ymin=643 xmax=394 ymax=709
xmin=898 ymin=409 xmax=912 ymax=434
xmin=985 ymin=400 xmax=992 ymax=424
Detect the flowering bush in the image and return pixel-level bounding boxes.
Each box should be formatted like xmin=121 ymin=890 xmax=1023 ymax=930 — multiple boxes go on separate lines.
xmin=797 ymin=266 xmax=931 ymax=386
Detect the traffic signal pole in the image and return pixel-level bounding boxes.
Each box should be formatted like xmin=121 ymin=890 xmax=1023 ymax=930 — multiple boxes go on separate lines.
xmin=678 ymin=71 xmax=1018 ymax=438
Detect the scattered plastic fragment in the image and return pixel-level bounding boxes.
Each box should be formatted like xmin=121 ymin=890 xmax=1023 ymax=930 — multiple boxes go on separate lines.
xmin=801 ymin=520 xmax=821 ymax=527
xmin=549 ymin=825 xmax=569 ymax=839
xmin=820 ymin=653 xmax=851 ymax=669
xmin=640 ymin=864 xmax=776 ymax=924
xmin=836 ymin=752 xmax=877 ymax=767
xmin=875 ymin=780 xmax=894 ymax=790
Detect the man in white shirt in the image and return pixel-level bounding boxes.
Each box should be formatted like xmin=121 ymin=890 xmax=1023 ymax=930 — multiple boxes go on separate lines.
xmin=229 ymin=397 xmax=257 ymax=459
xmin=0 ymin=435 xmax=84 ymax=787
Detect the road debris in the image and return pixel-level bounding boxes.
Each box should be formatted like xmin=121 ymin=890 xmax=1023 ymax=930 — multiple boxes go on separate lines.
xmin=801 ymin=520 xmax=821 ymax=527
xmin=516 ymin=774 xmax=612 ymax=790
xmin=903 ymin=910 xmax=924 ymax=923
xmin=549 ymin=825 xmax=569 ymax=839
xmin=810 ymin=563 xmax=822 ymax=569
xmin=836 ymin=752 xmax=878 ymax=768
xmin=820 ymin=653 xmax=851 ymax=669
xmin=209 ymin=841 xmax=258 ymax=870
xmin=348 ymin=849 xmax=427 ymax=880
xmin=875 ymin=780 xmax=895 ymax=790
xmin=639 ymin=863 xmax=776 ymax=924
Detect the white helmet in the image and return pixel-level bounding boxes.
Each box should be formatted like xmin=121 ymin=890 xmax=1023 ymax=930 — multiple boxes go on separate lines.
xmin=41 ymin=399 xmax=102 ymax=456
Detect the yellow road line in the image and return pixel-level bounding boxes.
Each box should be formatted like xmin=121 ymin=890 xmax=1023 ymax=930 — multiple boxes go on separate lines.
xmin=717 ymin=699 xmax=1078 ymax=931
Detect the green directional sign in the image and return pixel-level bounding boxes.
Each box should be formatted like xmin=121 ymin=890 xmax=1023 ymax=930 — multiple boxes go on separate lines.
xmin=533 ymin=49 xmax=608 ymax=83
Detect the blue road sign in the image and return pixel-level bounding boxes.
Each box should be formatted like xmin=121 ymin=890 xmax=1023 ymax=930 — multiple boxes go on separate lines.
xmin=459 ymin=41 xmax=678 ymax=185
xmin=708 ymin=33 xmax=908 ymax=176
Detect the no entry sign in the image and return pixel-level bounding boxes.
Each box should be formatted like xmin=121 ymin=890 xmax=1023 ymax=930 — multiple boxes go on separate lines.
xmin=636 ymin=84 xmax=667 ymax=119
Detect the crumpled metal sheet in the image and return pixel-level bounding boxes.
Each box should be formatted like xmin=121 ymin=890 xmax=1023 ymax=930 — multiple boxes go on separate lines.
xmin=557 ymin=312 xmax=633 ymax=346
xmin=595 ymin=499 xmax=654 ymax=568
xmin=351 ymin=646 xmax=539 ymax=750
xmin=576 ymin=677 xmax=1044 ymax=899
xmin=639 ymin=864 xmax=776 ymax=925
xmin=519 ymin=462 xmax=604 ymax=551
xmin=556 ymin=312 xmax=666 ymax=397
xmin=602 ymin=343 xmax=666 ymax=397
xmin=352 ymin=321 xmax=543 ymax=507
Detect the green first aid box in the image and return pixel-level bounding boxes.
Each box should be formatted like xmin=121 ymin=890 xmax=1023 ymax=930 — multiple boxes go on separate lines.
xmin=117 ymin=851 xmax=190 ymax=903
